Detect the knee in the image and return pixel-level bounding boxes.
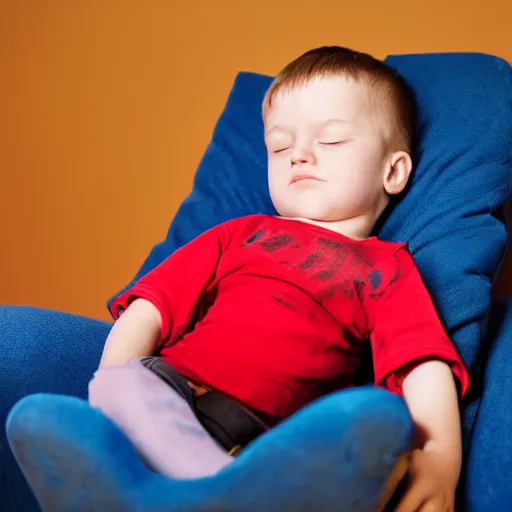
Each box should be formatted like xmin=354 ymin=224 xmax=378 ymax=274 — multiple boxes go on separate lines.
xmin=88 ymin=368 xmax=121 ymax=410
xmin=6 ymin=394 xmax=86 ymax=447
xmin=87 ymin=361 xmax=141 ymax=411
xmin=6 ymin=395 xmax=42 ymax=445
xmin=323 ymin=386 xmax=412 ymax=431
xmin=282 ymin=386 xmax=414 ymax=450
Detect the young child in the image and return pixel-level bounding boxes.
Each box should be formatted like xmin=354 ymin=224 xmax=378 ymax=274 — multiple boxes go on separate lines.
xmin=93 ymin=46 xmax=470 ymax=511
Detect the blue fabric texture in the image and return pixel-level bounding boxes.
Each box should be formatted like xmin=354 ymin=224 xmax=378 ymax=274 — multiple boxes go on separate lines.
xmin=7 ymin=387 xmax=413 ymax=512
xmin=0 ymin=306 xmax=110 ymax=512
xmin=465 ymin=297 xmax=512 ymax=509
xmin=109 ymin=53 xmax=512 ymax=398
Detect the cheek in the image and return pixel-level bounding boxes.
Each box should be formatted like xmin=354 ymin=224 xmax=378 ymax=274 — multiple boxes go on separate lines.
xmin=324 ymin=158 xmax=381 ymax=203
xmin=326 ymin=148 xmax=380 ymax=183
xmin=267 ymin=159 xmax=286 ymax=186
xmin=267 ymin=163 xmax=280 ymax=200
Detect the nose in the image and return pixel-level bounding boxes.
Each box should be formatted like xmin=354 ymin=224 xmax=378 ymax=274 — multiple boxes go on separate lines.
xmin=290 ymin=144 xmax=316 ymax=166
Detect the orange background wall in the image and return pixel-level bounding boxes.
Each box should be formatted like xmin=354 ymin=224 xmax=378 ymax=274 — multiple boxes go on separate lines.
xmin=1 ymin=1 xmax=511 ymax=322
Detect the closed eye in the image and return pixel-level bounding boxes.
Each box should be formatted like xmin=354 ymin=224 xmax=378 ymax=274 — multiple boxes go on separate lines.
xmin=273 ymin=147 xmax=291 ymax=154
xmin=319 ymin=140 xmax=351 ymax=146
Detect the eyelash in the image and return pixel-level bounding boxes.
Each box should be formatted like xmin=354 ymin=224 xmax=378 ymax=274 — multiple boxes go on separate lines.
xmin=319 ymin=140 xmax=347 ymax=146
xmin=272 ymin=140 xmax=349 ymax=154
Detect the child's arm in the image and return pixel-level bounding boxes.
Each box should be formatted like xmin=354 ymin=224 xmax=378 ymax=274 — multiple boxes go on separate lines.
xmin=99 ymin=298 xmax=162 ymax=368
xmin=103 ymin=220 xmax=236 ymax=369
xmin=367 ymin=246 xmax=469 ymax=510
xmin=396 ymin=360 xmax=461 ymax=511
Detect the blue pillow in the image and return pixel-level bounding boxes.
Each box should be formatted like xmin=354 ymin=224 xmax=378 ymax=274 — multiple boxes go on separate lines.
xmin=109 ymin=53 xmax=512 ymax=392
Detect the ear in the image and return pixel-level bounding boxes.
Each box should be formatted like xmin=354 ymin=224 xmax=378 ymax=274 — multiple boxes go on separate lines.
xmin=383 ymin=151 xmax=413 ymax=196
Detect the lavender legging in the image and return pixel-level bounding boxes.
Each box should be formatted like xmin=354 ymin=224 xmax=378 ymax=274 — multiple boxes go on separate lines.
xmin=88 ymin=358 xmax=234 ymax=478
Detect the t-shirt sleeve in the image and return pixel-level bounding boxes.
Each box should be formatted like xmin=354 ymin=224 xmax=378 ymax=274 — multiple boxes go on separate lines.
xmin=367 ymin=246 xmax=470 ymax=399
xmin=109 ymin=221 xmax=233 ymax=346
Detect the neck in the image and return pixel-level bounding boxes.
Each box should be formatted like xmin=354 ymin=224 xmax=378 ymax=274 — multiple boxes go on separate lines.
xmin=285 ymin=198 xmax=389 ymax=241
xmin=292 ymin=216 xmax=375 ymax=240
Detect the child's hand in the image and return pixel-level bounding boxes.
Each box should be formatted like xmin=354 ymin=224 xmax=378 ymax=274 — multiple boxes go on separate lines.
xmin=395 ymin=449 xmax=457 ymax=512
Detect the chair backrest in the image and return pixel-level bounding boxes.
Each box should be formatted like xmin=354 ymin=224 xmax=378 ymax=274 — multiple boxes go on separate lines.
xmin=109 ymin=52 xmax=512 ymax=399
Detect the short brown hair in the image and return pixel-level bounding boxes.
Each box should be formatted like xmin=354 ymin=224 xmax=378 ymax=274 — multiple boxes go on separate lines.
xmin=264 ymin=46 xmax=417 ymax=152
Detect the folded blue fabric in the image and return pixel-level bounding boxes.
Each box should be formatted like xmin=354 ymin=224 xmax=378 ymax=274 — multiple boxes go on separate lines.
xmin=109 ymin=53 xmax=512 ymax=397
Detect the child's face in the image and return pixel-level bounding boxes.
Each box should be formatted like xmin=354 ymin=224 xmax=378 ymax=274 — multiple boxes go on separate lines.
xmin=264 ymin=76 xmax=398 ymax=225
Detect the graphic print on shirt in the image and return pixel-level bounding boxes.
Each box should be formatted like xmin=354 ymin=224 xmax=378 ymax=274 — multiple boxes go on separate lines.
xmin=240 ymin=227 xmax=397 ymax=308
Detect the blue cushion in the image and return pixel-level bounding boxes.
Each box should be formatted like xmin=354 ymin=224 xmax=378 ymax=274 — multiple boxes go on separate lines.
xmin=109 ymin=52 xmax=512 ymax=391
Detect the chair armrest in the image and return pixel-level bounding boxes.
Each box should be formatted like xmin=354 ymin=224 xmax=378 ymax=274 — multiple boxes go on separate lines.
xmin=0 ymin=305 xmax=111 ymax=512
xmin=464 ymin=296 xmax=512 ymax=509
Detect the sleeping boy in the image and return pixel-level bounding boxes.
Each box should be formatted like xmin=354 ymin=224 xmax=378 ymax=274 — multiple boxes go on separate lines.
xmin=93 ymin=46 xmax=469 ymax=511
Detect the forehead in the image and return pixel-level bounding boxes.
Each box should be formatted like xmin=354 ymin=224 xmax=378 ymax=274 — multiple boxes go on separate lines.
xmin=263 ymin=76 xmax=373 ymax=127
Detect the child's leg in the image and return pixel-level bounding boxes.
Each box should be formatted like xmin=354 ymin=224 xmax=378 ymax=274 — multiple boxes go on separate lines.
xmin=7 ymin=386 xmax=413 ymax=512
xmin=88 ymin=358 xmax=234 ymax=479
xmin=7 ymin=389 xmax=413 ymax=512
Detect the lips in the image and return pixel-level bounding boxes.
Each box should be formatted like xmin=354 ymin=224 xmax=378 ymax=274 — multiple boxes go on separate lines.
xmin=290 ymin=174 xmax=324 ymax=184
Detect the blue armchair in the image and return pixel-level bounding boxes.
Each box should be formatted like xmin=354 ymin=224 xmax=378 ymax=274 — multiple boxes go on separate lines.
xmin=2 ymin=52 xmax=512 ymax=511
xmin=3 ymin=296 xmax=512 ymax=511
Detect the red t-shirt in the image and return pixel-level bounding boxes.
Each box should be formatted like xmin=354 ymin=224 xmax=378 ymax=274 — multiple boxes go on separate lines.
xmin=110 ymin=215 xmax=470 ymax=420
